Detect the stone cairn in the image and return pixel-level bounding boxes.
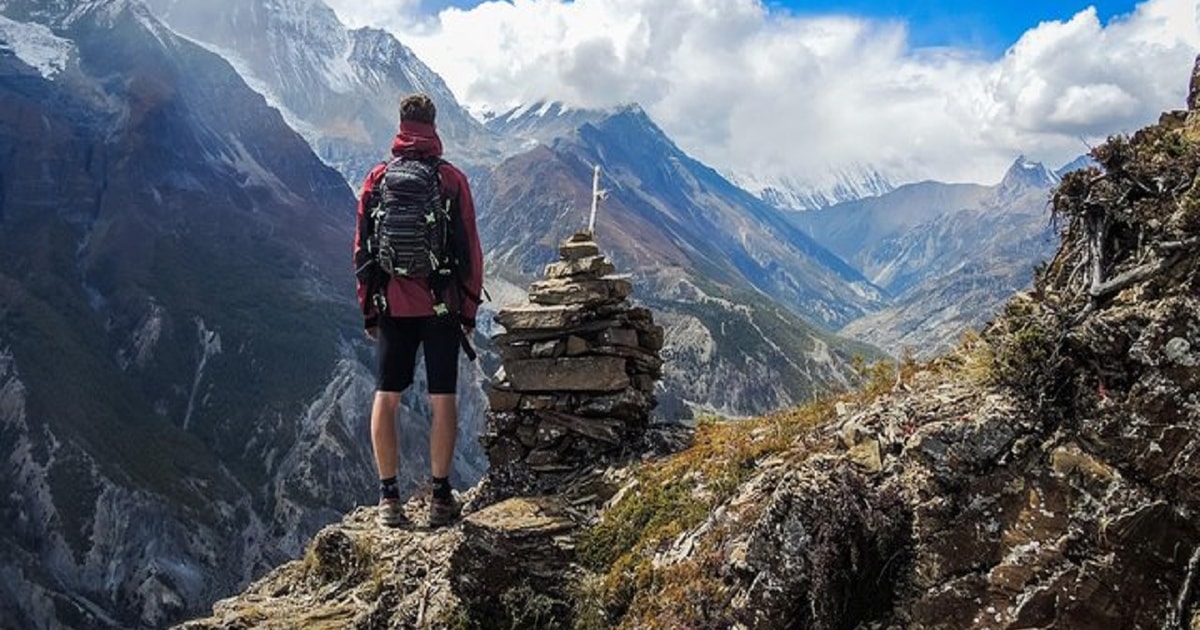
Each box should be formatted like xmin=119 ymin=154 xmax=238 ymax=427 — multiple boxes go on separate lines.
xmin=482 ymin=231 xmax=665 ymax=491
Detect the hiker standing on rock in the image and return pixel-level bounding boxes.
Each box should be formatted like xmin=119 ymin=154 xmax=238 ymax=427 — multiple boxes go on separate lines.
xmin=353 ymin=93 xmax=484 ymax=528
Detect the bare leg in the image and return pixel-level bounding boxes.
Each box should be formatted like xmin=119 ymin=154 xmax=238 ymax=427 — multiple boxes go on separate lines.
xmin=371 ymin=391 xmax=402 ymax=479
xmin=429 ymin=394 xmax=458 ymax=479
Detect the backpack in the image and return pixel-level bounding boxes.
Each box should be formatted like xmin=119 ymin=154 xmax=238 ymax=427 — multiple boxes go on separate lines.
xmin=368 ymin=157 xmax=454 ymax=281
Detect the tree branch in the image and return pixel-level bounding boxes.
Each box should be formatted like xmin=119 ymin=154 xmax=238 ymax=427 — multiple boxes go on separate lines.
xmin=1089 ymin=253 xmax=1182 ymax=298
xmin=1160 ymin=237 xmax=1199 ymax=252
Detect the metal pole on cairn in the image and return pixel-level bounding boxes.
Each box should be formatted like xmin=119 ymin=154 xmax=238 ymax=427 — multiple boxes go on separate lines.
xmin=588 ymin=165 xmax=606 ymax=236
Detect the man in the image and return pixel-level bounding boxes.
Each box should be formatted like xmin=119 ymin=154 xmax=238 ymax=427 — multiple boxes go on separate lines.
xmin=353 ymin=93 xmax=483 ymax=528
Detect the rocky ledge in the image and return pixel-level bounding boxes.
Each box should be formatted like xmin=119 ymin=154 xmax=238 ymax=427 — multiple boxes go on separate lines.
xmin=177 ymin=61 xmax=1200 ymax=630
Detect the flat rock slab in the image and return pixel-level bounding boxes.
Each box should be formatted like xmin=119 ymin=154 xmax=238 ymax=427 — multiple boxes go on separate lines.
xmin=538 ymin=410 xmax=625 ymax=445
xmin=495 ymin=305 xmax=589 ymax=331
xmin=529 ymin=278 xmax=632 ymax=306
xmin=506 ymin=356 xmax=630 ymax=392
xmin=486 ymin=386 xmax=522 ymax=412
xmin=545 ymin=255 xmax=616 ymax=279
xmin=455 ymin=497 xmax=575 ymax=620
xmin=463 ymin=496 xmax=575 ymax=541
xmin=560 ymin=241 xmax=601 ymax=260
xmin=600 ymin=327 xmax=640 ymax=347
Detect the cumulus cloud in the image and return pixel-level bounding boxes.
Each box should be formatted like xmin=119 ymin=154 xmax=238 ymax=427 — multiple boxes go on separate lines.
xmin=325 ymin=0 xmax=1200 ymax=185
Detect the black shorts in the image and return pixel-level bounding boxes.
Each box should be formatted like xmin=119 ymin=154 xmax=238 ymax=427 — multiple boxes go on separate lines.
xmin=376 ymin=316 xmax=460 ymax=394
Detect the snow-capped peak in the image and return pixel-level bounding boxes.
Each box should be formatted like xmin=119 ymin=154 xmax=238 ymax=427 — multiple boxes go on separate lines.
xmin=999 ymin=155 xmax=1059 ymax=191
xmin=496 ymin=100 xmax=585 ymax=124
xmin=728 ymin=163 xmax=896 ymax=211
xmin=486 ymin=100 xmax=641 ymax=145
xmin=0 ymin=14 xmax=74 ymax=79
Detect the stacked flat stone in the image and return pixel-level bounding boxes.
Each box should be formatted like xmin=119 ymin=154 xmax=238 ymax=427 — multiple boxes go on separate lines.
xmin=483 ymin=232 xmax=665 ymax=482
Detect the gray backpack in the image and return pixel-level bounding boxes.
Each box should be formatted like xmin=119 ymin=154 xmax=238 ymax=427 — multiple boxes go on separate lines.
xmin=369 ymin=157 xmax=452 ymax=280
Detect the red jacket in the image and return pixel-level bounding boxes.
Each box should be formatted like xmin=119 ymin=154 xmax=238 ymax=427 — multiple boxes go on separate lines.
xmin=354 ymin=121 xmax=484 ymax=328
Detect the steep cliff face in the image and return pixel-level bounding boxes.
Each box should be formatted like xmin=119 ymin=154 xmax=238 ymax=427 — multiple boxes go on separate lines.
xmin=0 ymin=2 xmax=487 ymax=627
xmin=176 ymin=62 xmax=1200 ymax=630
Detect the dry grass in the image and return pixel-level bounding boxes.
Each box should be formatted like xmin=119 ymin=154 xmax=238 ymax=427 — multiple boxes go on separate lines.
xmin=573 ymin=350 xmax=939 ymax=628
xmin=575 ymin=400 xmax=834 ymax=627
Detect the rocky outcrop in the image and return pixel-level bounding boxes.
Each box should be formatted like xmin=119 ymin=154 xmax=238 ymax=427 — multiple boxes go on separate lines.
xmin=452 ymin=496 xmax=578 ymax=624
xmin=175 ymin=233 xmax=673 ymax=630
xmin=481 ymin=232 xmax=665 ymax=495
xmin=176 ymin=505 xmax=467 ymax=630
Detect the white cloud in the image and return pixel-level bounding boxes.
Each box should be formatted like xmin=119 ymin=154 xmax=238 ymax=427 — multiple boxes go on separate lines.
xmin=325 ymin=0 xmax=1200 ymax=185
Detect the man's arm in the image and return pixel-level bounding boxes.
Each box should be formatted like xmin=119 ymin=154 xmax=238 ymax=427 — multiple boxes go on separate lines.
xmin=446 ymin=165 xmax=484 ymax=329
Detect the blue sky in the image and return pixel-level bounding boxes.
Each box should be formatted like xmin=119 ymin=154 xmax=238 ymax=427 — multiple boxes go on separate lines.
xmin=418 ymin=0 xmax=1143 ymax=54
xmin=769 ymin=1 xmax=1141 ymax=51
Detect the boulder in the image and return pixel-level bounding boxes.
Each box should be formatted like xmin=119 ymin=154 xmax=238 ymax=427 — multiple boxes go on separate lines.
xmin=453 ymin=497 xmax=577 ymax=624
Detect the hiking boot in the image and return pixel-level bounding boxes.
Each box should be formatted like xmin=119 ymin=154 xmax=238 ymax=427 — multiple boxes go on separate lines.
xmin=378 ymin=497 xmax=408 ymax=528
xmin=428 ymin=493 xmax=461 ymax=528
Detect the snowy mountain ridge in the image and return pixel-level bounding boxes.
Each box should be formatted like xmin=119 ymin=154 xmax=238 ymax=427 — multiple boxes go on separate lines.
xmin=0 ymin=13 xmax=72 ymax=78
xmin=484 ymin=99 xmax=643 ymax=148
xmin=728 ymin=162 xmax=897 ymax=211
xmin=485 ymin=99 xmax=897 ymax=211
xmin=144 ymin=0 xmax=500 ymax=180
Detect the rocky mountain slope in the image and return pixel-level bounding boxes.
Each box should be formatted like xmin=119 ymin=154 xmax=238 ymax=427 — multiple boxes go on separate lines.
xmin=479 ymin=104 xmax=885 ymax=416
xmin=175 ymin=60 xmax=1200 ymax=630
xmin=483 ymin=104 xmax=885 ymax=328
xmin=798 ymin=156 xmax=1067 ymax=356
xmin=143 ymin=0 xmax=501 ymax=182
xmin=0 ymin=2 xmax=485 ymax=628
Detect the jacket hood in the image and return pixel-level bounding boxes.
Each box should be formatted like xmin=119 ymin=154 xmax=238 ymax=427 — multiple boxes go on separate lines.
xmin=391 ymin=121 xmax=443 ymax=159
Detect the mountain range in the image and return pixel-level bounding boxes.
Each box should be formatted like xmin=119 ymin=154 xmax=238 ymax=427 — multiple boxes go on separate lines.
xmin=729 ymin=162 xmax=897 ymax=211
xmin=136 ymin=0 xmax=896 ymax=420
xmin=166 ymin=60 xmax=1200 ymax=630
xmin=0 ymin=0 xmax=1078 ymax=627
xmin=797 ymin=155 xmax=1072 ymax=355
xmin=477 ymin=102 xmax=885 ymax=415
